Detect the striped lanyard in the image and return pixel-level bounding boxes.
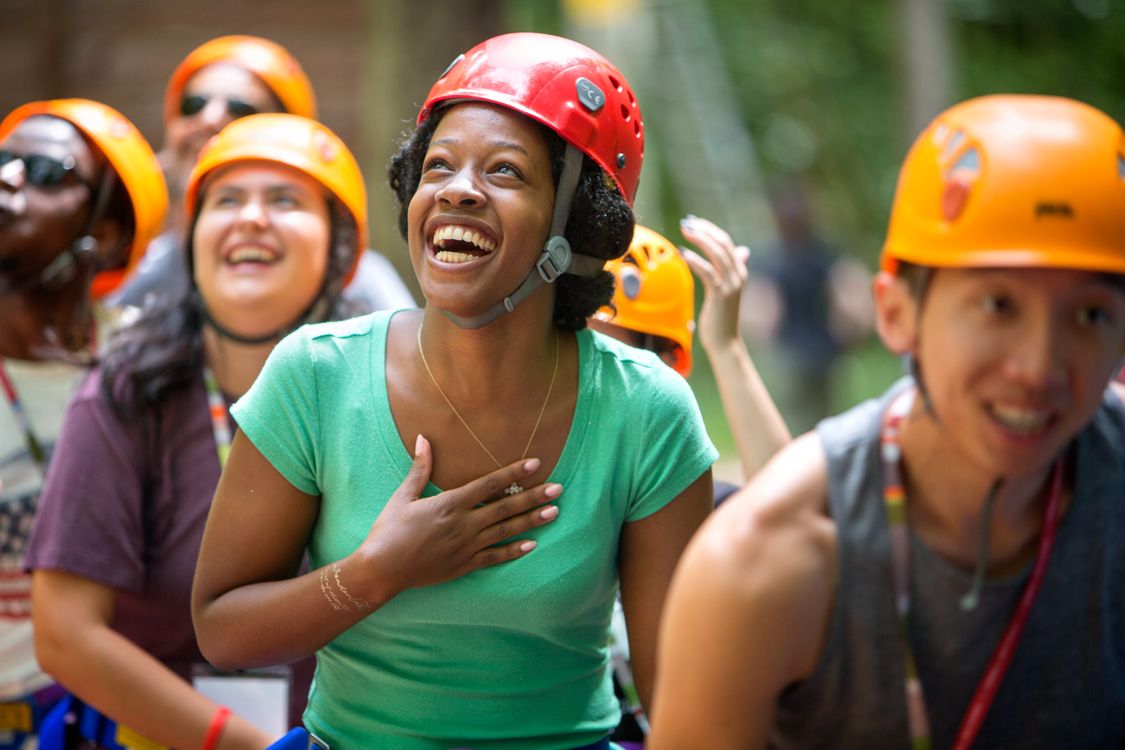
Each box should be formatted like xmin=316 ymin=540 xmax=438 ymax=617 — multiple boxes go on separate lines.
xmin=0 ymin=357 xmax=47 ymax=475
xmin=880 ymin=387 xmax=1064 ymax=750
xmin=201 ymin=367 xmax=233 ymax=468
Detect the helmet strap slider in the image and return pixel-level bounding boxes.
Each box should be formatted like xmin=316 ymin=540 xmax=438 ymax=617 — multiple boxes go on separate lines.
xmin=537 ymin=236 xmax=572 ymax=283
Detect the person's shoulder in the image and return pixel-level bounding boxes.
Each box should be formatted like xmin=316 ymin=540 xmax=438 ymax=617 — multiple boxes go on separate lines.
xmin=582 ymin=327 xmax=686 ymax=390
xmin=278 ymin=312 xmax=389 ymax=362
xmin=816 ymin=378 xmax=908 ymax=454
xmin=56 ymin=364 xmax=145 ymax=435
xmin=670 ymin=433 xmax=836 ymax=678
xmin=300 ymin=311 xmax=386 ymax=342
xmin=584 ymin=327 xmax=663 ymax=367
xmin=682 ymin=434 xmax=835 ymax=618
xmin=265 ymin=313 xmax=393 ymax=387
xmin=701 ymin=432 xmax=834 ymax=571
xmin=70 ymin=364 xmax=107 ymax=403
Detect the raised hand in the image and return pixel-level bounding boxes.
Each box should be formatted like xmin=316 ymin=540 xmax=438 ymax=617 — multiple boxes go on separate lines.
xmin=678 ymin=215 xmax=751 ymax=354
xmin=678 ymin=214 xmax=791 ymax=478
xmin=357 ymin=435 xmax=561 ymax=598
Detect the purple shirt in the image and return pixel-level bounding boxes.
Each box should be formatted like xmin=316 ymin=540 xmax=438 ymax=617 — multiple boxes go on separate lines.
xmin=25 ymin=368 xmax=311 ymax=721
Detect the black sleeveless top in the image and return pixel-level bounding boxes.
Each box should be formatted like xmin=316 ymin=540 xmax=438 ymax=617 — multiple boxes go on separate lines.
xmin=772 ymin=379 xmax=1125 ymax=749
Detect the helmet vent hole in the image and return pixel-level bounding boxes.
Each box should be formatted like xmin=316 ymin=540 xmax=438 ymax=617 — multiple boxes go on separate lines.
xmin=620 ymin=104 xmax=630 ymax=121
xmin=609 ymin=75 xmax=622 ymax=91
xmin=633 ymin=121 xmax=641 ymax=137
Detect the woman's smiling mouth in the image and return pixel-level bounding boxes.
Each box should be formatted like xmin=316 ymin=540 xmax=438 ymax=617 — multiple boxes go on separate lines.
xmin=432 ymin=224 xmax=496 ymax=264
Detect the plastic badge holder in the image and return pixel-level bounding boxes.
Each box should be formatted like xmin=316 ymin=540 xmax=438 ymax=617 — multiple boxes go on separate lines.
xmin=192 ymin=665 xmax=290 ymax=738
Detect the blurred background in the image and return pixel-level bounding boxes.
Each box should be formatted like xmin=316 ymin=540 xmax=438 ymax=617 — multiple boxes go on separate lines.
xmin=5 ymin=0 xmax=1123 ymax=483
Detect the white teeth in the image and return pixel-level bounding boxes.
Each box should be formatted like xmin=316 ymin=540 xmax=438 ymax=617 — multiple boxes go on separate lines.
xmin=431 ymin=225 xmax=496 ymax=253
xmin=991 ymin=404 xmax=1050 ymax=433
xmin=436 ymin=250 xmax=477 ymax=264
xmin=228 ymin=247 xmax=277 ymax=263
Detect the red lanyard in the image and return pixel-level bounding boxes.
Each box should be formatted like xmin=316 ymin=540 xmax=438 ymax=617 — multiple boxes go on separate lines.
xmin=880 ymin=387 xmax=1064 ymax=750
xmin=0 ymin=357 xmax=47 ymax=474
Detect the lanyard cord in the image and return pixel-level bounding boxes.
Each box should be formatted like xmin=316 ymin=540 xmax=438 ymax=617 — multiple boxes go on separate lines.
xmin=880 ymin=387 xmax=1064 ymax=750
xmin=201 ymin=366 xmax=233 ymax=469
xmin=0 ymin=357 xmax=48 ymax=474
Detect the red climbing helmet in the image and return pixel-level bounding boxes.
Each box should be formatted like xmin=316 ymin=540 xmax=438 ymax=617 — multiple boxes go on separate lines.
xmin=418 ymin=32 xmax=644 ymax=205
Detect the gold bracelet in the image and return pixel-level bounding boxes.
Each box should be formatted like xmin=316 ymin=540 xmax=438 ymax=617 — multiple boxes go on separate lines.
xmin=332 ymin=562 xmax=372 ymax=611
xmin=319 ymin=566 xmax=346 ymax=612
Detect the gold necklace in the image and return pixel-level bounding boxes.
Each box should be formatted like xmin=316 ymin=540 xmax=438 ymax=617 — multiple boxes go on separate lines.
xmin=417 ymin=321 xmax=560 ymax=496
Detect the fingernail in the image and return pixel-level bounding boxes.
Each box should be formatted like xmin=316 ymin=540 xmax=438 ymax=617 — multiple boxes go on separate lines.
xmin=414 ymin=435 xmax=423 ymax=457
xmin=523 ymin=458 xmax=541 ymax=473
xmin=520 ymin=541 xmax=537 ymax=553
xmin=544 ymin=483 xmax=562 ymax=498
xmin=540 ymin=505 xmax=559 ymax=520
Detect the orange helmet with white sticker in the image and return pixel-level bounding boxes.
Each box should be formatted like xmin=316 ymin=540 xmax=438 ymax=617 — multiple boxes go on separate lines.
xmin=595 ymin=224 xmax=695 ymax=375
xmin=882 ymin=94 xmax=1125 ymax=275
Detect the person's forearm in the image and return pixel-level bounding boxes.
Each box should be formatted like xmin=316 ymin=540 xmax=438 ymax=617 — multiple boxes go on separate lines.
xmin=705 ymin=339 xmax=791 ymax=479
xmin=194 ymin=549 xmax=390 ymax=669
xmin=39 ymin=623 xmax=270 ymax=750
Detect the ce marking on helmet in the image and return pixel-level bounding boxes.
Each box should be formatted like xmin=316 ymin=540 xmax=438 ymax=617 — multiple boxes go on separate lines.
xmin=576 ymin=78 xmax=605 ymax=113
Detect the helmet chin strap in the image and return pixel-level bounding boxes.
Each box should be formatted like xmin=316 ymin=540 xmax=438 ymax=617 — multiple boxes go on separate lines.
xmin=196 ymin=285 xmax=333 ymax=346
xmin=960 ymin=477 xmax=1003 ymax=611
xmin=443 ymin=143 xmax=605 ymax=330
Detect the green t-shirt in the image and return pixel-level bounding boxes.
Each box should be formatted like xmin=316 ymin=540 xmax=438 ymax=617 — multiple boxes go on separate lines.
xmin=233 ymin=310 xmax=717 ymax=749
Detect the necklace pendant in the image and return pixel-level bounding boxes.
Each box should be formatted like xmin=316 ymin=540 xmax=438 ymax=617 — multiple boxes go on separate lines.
xmin=505 ymin=483 xmax=523 ymax=496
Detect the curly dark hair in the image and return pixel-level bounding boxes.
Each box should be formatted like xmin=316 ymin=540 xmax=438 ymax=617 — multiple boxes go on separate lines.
xmin=387 ymin=105 xmax=634 ymax=330
xmin=100 ymin=197 xmax=364 ymax=419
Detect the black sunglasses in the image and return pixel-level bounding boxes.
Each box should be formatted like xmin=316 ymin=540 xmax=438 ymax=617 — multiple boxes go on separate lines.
xmin=179 ymin=93 xmax=260 ymax=120
xmin=0 ymin=149 xmax=94 ymax=190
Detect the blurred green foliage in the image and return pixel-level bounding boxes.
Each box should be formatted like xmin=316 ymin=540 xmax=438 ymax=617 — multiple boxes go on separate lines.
xmin=507 ymin=0 xmax=1125 ymax=472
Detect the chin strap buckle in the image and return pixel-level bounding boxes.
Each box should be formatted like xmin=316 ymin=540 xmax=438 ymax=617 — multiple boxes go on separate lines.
xmin=536 ymin=236 xmax=573 ymax=283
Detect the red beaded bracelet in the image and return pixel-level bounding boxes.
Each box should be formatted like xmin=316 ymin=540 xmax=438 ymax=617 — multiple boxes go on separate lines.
xmin=202 ymin=706 xmax=232 ymax=750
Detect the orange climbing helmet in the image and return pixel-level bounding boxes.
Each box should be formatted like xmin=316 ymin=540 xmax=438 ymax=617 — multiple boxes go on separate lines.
xmin=164 ymin=35 xmax=317 ymax=125
xmin=185 ymin=113 xmax=366 ymax=284
xmin=0 ymin=98 xmax=169 ymax=299
xmin=595 ymin=224 xmax=695 ymax=375
xmin=882 ymin=94 xmax=1125 ymax=275
xmin=419 ymin=31 xmax=644 ymax=205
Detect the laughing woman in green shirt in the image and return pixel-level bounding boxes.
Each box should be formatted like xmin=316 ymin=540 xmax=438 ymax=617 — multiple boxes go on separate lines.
xmin=192 ymin=33 xmax=716 ymax=749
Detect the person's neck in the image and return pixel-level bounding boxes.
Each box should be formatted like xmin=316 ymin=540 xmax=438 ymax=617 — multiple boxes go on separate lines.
xmin=0 ymin=283 xmax=91 ymax=361
xmin=417 ymin=303 xmax=560 ymax=409
xmin=201 ymin=326 xmax=277 ymax=398
xmin=898 ymin=405 xmax=1064 ymax=577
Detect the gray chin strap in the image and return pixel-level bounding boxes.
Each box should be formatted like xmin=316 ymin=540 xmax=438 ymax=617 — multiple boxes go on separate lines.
xmin=443 ymin=143 xmax=604 ymax=330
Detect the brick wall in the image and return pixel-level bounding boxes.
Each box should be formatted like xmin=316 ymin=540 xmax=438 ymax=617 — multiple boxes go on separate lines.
xmin=2 ymin=0 xmax=508 ymax=295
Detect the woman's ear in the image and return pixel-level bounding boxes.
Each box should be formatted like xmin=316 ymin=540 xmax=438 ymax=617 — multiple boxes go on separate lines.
xmin=872 ymin=270 xmax=918 ymax=355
